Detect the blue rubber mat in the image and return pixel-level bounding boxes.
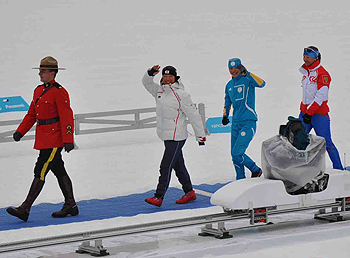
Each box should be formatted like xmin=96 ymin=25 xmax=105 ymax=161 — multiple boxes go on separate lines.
xmin=0 ymin=183 xmax=228 ymax=232
xmin=194 ymin=182 xmax=230 ymax=193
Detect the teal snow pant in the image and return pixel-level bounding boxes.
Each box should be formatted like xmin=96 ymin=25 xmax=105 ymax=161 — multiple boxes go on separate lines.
xmin=231 ymin=120 xmax=259 ymax=180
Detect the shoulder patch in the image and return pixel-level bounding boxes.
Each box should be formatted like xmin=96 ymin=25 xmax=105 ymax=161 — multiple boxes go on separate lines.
xmin=322 ymin=75 xmax=329 ymax=84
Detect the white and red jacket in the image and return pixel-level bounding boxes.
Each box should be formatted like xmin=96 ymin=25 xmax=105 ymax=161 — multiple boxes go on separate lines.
xmin=299 ymin=60 xmax=331 ymax=117
xmin=142 ymin=72 xmax=205 ymax=141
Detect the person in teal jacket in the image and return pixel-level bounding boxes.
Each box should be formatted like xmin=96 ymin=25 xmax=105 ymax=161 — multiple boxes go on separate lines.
xmin=222 ymin=58 xmax=265 ymax=180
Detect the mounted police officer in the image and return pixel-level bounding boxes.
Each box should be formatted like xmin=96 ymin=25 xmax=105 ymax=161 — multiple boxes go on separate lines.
xmin=6 ymin=56 xmax=79 ymax=221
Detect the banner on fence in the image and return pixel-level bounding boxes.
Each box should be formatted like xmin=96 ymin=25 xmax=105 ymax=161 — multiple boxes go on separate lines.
xmin=0 ymin=96 xmax=29 ymax=114
xmin=206 ymin=116 xmax=232 ymax=134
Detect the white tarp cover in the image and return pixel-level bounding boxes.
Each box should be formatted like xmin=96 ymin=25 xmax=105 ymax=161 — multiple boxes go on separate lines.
xmin=261 ymin=134 xmax=326 ymax=193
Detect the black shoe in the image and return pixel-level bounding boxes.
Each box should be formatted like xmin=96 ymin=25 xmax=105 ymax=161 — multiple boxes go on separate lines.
xmin=251 ymin=168 xmax=262 ymax=178
xmin=6 ymin=206 xmax=29 ymax=222
xmin=52 ymin=204 xmax=79 ymax=218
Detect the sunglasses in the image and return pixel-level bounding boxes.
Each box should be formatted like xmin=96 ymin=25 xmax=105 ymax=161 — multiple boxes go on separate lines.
xmin=303 ymin=47 xmax=319 ymax=59
xmin=304 ymin=47 xmax=318 ymax=54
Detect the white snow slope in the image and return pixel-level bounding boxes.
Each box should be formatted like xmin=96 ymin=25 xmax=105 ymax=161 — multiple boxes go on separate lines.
xmin=1 ymin=0 xmax=350 ymax=257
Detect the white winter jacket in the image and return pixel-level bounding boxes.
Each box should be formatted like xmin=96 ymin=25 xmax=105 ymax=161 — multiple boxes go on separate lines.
xmin=142 ymin=71 xmax=205 ymax=141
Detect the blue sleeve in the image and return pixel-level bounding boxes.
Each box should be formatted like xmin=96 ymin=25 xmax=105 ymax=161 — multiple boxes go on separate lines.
xmin=247 ymin=72 xmax=265 ymax=88
xmin=223 ymin=82 xmax=232 ymax=117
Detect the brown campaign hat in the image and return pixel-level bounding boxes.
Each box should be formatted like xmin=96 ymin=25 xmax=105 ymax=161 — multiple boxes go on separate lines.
xmin=32 ymin=56 xmax=66 ymax=70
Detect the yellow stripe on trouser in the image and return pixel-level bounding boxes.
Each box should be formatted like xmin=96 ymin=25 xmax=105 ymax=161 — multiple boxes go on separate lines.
xmin=40 ymin=148 xmax=58 ymax=181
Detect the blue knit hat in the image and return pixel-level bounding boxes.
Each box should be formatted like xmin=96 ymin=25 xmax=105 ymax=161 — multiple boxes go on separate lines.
xmin=228 ymin=58 xmax=242 ymax=69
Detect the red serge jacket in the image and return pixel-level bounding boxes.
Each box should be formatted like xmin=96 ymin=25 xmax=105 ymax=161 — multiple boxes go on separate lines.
xmin=299 ymin=60 xmax=331 ymax=117
xmin=16 ymin=80 xmax=74 ymax=150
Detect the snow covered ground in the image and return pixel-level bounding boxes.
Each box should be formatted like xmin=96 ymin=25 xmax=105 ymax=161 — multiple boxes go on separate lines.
xmin=1 ymin=0 xmax=350 ymax=257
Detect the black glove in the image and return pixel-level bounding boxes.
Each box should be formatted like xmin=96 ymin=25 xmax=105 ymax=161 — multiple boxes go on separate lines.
xmin=64 ymin=143 xmax=75 ymax=153
xmin=147 ymin=67 xmax=158 ymax=76
xmin=13 ymin=131 xmax=22 ymax=142
xmin=222 ymin=116 xmax=230 ymax=125
xmin=302 ymin=113 xmax=312 ymax=124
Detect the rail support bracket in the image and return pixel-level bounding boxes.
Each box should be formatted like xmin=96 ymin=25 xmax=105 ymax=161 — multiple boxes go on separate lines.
xmin=199 ymin=222 xmax=233 ymax=239
xmin=76 ymin=239 xmax=109 ymax=257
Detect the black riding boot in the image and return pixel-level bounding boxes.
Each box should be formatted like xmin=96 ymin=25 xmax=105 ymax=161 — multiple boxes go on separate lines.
xmin=7 ymin=178 xmax=45 ymax=222
xmin=52 ymin=175 xmax=79 ymax=218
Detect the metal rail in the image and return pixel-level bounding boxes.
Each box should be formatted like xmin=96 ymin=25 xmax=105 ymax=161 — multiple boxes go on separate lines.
xmin=1 ymin=199 xmax=348 ymax=254
xmin=0 ymin=103 xmax=209 ymax=142
xmin=0 ymin=212 xmax=243 ymax=253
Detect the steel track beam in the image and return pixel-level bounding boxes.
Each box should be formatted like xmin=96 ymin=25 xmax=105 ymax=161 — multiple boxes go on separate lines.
xmin=0 ymin=212 xmax=245 ymax=253
xmin=1 ymin=199 xmax=349 ymax=254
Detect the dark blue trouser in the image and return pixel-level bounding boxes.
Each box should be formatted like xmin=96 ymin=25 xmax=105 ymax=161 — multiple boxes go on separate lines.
xmin=155 ymin=140 xmax=193 ymax=198
xmin=299 ymin=112 xmax=343 ymax=170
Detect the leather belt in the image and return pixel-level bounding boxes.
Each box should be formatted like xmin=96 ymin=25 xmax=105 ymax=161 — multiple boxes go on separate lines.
xmin=37 ymin=117 xmax=60 ymax=125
